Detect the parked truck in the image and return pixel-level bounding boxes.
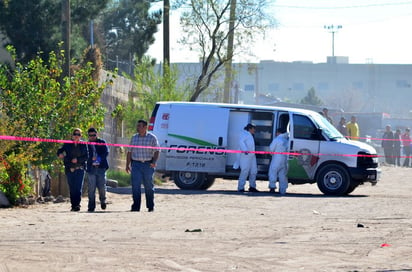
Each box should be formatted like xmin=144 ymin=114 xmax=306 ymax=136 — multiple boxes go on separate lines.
xmin=149 ymin=102 xmax=380 ymax=195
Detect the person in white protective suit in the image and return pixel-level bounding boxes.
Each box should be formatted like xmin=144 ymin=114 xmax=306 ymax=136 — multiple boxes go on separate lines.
xmin=268 ymin=129 xmax=289 ymax=195
xmin=237 ymin=123 xmax=259 ymax=192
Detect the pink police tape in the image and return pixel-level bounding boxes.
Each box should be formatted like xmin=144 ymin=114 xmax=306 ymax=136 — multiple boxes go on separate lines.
xmin=0 ymin=135 xmax=385 ymax=158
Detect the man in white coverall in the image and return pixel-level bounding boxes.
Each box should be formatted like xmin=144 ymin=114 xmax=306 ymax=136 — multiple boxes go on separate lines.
xmin=268 ymin=128 xmax=289 ymax=195
xmin=237 ymin=123 xmax=259 ymax=192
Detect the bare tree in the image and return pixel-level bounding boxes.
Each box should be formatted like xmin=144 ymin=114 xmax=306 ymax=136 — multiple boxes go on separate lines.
xmin=325 ymin=88 xmax=365 ymax=112
xmin=174 ymin=0 xmax=275 ymax=101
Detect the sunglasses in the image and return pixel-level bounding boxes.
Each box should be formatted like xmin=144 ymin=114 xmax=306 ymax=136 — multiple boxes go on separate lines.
xmin=73 ymin=133 xmax=81 ymax=136
xmin=88 ymin=134 xmax=97 ymax=137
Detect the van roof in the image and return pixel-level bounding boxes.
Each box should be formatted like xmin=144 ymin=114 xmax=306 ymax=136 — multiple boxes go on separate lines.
xmin=156 ymin=101 xmax=318 ymax=115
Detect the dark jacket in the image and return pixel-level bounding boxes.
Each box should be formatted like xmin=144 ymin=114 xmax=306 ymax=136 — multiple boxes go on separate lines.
xmin=382 ymin=131 xmax=394 ymax=149
xmin=57 ymin=142 xmax=88 ymax=173
xmin=86 ymin=138 xmax=109 ymax=171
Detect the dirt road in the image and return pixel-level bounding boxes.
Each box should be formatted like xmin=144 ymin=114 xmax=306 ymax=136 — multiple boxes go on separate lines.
xmin=0 ymin=166 xmax=411 ymax=271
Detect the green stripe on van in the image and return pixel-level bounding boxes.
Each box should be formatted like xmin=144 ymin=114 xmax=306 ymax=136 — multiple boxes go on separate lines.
xmin=168 ymin=134 xmax=217 ymax=146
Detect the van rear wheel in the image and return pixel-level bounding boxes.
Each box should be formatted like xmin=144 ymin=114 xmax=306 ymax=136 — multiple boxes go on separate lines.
xmin=173 ymin=171 xmax=205 ymax=190
xmin=200 ymin=176 xmax=215 ymax=190
xmin=316 ymin=164 xmax=350 ymax=196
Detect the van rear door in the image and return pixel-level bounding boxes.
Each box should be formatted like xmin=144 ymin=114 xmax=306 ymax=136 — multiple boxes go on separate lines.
xmin=166 ymin=105 xmax=229 ymax=173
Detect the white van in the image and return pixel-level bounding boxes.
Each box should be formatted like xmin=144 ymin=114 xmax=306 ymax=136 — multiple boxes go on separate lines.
xmin=149 ymin=102 xmax=380 ymax=195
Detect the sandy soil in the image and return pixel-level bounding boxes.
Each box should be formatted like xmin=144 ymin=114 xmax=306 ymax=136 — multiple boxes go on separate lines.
xmin=0 ymin=165 xmax=411 ymax=272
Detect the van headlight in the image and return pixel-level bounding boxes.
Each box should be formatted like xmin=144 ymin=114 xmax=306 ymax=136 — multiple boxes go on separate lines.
xmin=357 ymin=152 xmax=379 ymax=168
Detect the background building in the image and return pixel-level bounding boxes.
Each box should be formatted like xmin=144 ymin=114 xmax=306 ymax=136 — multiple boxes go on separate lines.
xmin=170 ymin=57 xmax=412 ymax=118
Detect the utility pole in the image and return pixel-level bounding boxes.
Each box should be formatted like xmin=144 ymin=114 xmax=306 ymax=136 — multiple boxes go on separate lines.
xmin=223 ymin=0 xmax=237 ymax=103
xmin=62 ymin=0 xmax=70 ymax=78
xmin=324 ymin=25 xmax=342 ymax=57
xmin=90 ymin=20 xmax=94 ymax=47
xmin=163 ymin=0 xmax=170 ymax=67
xmin=247 ymin=64 xmax=261 ymax=105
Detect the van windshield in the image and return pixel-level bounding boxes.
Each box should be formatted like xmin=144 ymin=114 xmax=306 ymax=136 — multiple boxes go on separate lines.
xmin=312 ymin=113 xmax=345 ymax=140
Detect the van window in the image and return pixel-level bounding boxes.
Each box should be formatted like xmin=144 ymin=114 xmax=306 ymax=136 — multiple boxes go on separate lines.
xmin=278 ymin=112 xmax=289 ymax=133
xmin=293 ymin=114 xmax=318 ymax=140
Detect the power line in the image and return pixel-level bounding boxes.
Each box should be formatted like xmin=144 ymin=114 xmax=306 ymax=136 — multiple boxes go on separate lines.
xmin=273 ymin=1 xmax=412 ymax=9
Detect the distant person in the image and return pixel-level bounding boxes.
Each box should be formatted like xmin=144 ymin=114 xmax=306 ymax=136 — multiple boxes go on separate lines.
xmin=381 ymin=125 xmax=394 ymax=165
xmin=401 ymin=128 xmax=411 ymax=167
xmin=346 ymin=116 xmax=359 ymax=140
xmin=322 ymin=108 xmax=333 ymax=124
xmin=126 ymin=120 xmax=160 ymax=212
xmin=393 ymin=129 xmax=401 ymax=166
xmin=337 ymin=117 xmax=347 ymax=136
xmin=268 ymin=129 xmax=289 ymax=195
xmin=86 ymin=127 xmax=109 ymax=212
xmin=237 ymin=123 xmax=259 ymax=193
xmin=57 ymin=128 xmax=88 ymax=212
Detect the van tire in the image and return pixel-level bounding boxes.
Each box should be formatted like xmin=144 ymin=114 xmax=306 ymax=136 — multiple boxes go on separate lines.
xmin=173 ymin=171 xmax=205 ymax=190
xmin=345 ymin=180 xmax=361 ymax=195
xmin=316 ymin=164 xmax=350 ymax=196
xmin=200 ymin=176 xmax=215 ymax=190
xmin=345 ymin=183 xmax=358 ymax=195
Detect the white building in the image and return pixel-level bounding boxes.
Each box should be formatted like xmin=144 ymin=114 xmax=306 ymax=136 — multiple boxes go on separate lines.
xmin=170 ymin=57 xmax=412 ymax=117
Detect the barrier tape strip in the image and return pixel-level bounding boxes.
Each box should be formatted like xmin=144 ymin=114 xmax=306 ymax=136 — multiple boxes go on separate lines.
xmin=347 ymin=135 xmax=412 ymax=142
xmin=0 ymin=134 xmax=402 ymax=159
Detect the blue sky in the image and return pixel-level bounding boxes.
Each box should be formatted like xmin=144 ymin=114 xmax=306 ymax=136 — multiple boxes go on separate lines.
xmin=147 ymin=0 xmax=412 ymax=64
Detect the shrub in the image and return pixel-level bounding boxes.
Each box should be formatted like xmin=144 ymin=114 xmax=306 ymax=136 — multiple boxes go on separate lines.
xmin=0 ymin=153 xmax=34 ymax=205
xmin=107 ymin=170 xmax=130 ymax=187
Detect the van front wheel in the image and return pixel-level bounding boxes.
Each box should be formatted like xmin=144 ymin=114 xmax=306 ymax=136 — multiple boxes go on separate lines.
xmin=316 ymin=164 xmax=350 ymax=196
xmin=173 ymin=171 xmax=205 ymax=190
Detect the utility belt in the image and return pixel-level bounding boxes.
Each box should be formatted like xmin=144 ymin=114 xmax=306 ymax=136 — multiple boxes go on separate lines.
xmin=69 ymin=166 xmax=84 ymax=172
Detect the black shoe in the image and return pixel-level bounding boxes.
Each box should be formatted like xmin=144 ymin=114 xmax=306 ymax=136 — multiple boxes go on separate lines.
xmin=88 ymin=209 xmax=95 ymax=212
xmin=238 ymin=189 xmax=245 ymax=193
xmin=269 ymin=188 xmax=276 ymax=193
xmin=131 ymin=205 xmax=140 ymax=212
xmin=71 ymin=206 xmax=80 ymax=212
xmin=249 ymin=187 xmax=259 ymax=192
xmin=148 ymin=208 xmax=154 ymax=212
xmin=101 ymin=202 xmax=107 ymax=210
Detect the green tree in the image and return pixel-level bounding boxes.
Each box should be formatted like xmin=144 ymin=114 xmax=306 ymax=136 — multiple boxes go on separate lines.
xmin=174 ymin=0 xmax=275 ymax=101
xmin=300 ymin=87 xmax=323 ymax=106
xmin=0 ymin=45 xmax=110 ymax=169
xmin=0 ymin=45 xmax=110 ymax=204
xmin=0 ymin=0 xmax=109 ymax=63
xmin=100 ymin=0 xmax=162 ymax=63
